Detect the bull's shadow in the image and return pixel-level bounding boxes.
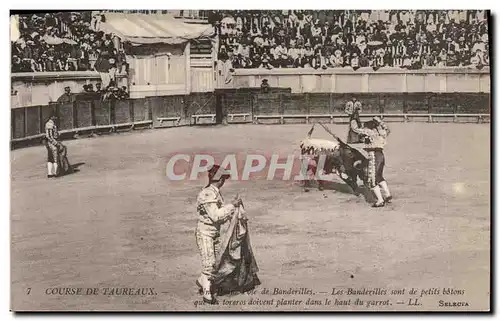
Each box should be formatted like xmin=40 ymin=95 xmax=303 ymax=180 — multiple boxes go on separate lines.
xmin=312 ymin=181 xmax=376 ymax=204
xmin=59 ymin=162 xmax=85 ymax=177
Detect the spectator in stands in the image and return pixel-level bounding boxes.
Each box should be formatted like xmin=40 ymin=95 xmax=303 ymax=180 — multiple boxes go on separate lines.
xmin=57 ymin=86 xmax=73 ymax=103
xmin=260 ymin=52 xmax=273 ymax=69
xmin=371 ymin=48 xmax=385 ymax=70
xmin=287 ymin=43 xmax=301 ymax=67
xmin=303 ymin=43 xmax=314 ymax=67
xmin=470 ymin=49 xmax=486 ymax=68
xmin=401 ymin=54 xmax=411 ymax=69
xmin=260 ymin=79 xmax=270 ymax=93
xmin=83 ymin=83 xmax=94 ymax=92
xmin=119 ymin=86 xmax=129 ymax=99
xmin=424 ymin=50 xmax=437 ymax=67
xmin=350 ymin=52 xmax=360 ymax=70
xmin=94 ymin=49 xmax=114 ymax=88
xmin=438 ymin=48 xmax=447 ymax=66
xmin=335 ymin=49 xmax=346 ymax=68
xmin=312 ymin=51 xmax=327 ymax=69
xmin=410 ymin=52 xmax=422 ymax=69
xmin=11 ymin=54 xmax=20 ymax=72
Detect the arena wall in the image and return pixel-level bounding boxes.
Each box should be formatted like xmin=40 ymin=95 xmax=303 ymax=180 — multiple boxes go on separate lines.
xmin=11 ymin=88 xmax=490 ymax=149
xmin=11 ymin=67 xmax=490 ymax=149
xmin=229 ymin=67 xmax=491 ymax=94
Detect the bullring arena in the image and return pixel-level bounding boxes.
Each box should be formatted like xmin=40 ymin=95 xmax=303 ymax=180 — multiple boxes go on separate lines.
xmin=10 ymin=10 xmax=491 ymax=312
xmin=11 ymin=121 xmax=490 ymax=311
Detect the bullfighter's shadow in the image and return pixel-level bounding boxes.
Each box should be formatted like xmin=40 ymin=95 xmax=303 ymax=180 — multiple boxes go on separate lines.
xmin=312 ymin=181 xmax=376 ymax=204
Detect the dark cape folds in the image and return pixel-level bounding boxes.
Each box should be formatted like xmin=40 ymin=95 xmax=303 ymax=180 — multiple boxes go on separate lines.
xmin=213 ymin=207 xmax=260 ymax=296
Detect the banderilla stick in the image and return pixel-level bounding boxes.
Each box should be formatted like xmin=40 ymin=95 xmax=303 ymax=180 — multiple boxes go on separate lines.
xmin=318 ymin=122 xmax=353 ymax=149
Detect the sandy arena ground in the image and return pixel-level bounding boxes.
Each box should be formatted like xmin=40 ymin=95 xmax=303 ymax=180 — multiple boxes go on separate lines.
xmin=10 ymin=123 xmax=490 ymax=311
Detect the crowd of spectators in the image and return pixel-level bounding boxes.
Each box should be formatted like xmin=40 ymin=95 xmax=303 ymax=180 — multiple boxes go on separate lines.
xmin=82 ymin=81 xmax=129 ymax=100
xmin=11 ymin=12 xmax=127 ymax=76
xmin=12 ymin=10 xmax=490 ymax=75
xmin=209 ymin=10 xmax=490 ymax=70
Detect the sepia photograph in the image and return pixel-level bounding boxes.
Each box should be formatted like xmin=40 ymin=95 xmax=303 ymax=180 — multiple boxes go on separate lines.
xmin=9 ymin=8 xmax=491 ymax=312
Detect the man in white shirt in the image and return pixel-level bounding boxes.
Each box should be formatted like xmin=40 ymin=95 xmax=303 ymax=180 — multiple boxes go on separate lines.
xmin=274 ymin=42 xmax=288 ymax=67
xmin=288 ymin=43 xmax=301 ymax=67
xmin=470 ymin=49 xmax=485 ymax=67
xmin=329 ymin=49 xmax=344 ymax=68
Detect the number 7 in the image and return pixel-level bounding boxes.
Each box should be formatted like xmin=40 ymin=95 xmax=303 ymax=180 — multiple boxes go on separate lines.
xmin=26 ymin=288 xmax=31 ymax=295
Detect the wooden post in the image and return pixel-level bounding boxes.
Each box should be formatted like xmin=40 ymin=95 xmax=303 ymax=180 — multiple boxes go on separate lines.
xmin=72 ymin=101 xmax=77 ymax=130
xmin=129 ymin=99 xmax=134 ymax=126
xmin=328 ymin=93 xmax=333 ymax=116
xmin=11 ymin=109 xmax=16 ymax=139
xmin=379 ymin=94 xmax=384 ymax=114
xmin=305 ymin=93 xmax=310 ymax=121
xmin=89 ymin=100 xmax=97 ymax=137
xmin=249 ymin=92 xmax=254 ymax=121
xmin=185 ymin=42 xmax=191 ymax=95
xmin=403 ymin=93 xmax=408 ymax=114
xmin=453 ymin=97 xmax=458 ymax=123
xmin=148 ymin=99 xmax=153 ymax=128
xmin=110 ymin=99 xmax=116 ymax=125
xmin=453 ymin=93 xmax=459 ymax=115
xmin=91 ymin=100 xmax=96 ymax=126
xmin=38 ymin=106 xmax=43 ymax=135
xmin=279 ymin=93 xmax=284 ymax=118
xmin=425 ymin=94 xmax=430 ymax=115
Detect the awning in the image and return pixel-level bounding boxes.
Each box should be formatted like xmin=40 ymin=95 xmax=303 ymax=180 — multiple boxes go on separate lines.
xmin=98 ymin=13 xmax=214 ymax=45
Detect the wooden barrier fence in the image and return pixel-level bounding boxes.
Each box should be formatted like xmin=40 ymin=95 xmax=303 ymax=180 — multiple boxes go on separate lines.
xmin=11 ymin=90 xmax=490 ymax=149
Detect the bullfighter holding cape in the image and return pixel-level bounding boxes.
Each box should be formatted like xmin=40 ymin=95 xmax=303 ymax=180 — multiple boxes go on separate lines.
xmin=43 ymin=112 xmax=72 ymax=178
xmin=350 ymin=117 xmax=393 ymax=207
xmin=195 ymin=165 xmax=260 ymax=304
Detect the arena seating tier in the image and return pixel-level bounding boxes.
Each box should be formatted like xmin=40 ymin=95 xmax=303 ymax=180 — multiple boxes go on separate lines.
xmin=11 ymin=12 xmax=127 ymax=74
xmin=211 ymin=10 xmax=489 ymax=70
xmin=11 ymin=10 xmax=489 ymax=74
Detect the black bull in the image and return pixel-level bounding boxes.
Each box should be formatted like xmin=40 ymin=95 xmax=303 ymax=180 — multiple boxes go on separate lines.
xmin=301 ymin=142 xmax=369 ymax=194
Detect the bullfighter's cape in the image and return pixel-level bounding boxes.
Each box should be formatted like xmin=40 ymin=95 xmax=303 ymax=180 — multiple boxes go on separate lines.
xmin=213 ymin=206 xmax=261 ymax=295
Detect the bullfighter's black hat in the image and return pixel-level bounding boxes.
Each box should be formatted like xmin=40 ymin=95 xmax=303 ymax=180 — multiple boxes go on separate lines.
xmin=207 ymin=164 xmax=231 ymax=182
